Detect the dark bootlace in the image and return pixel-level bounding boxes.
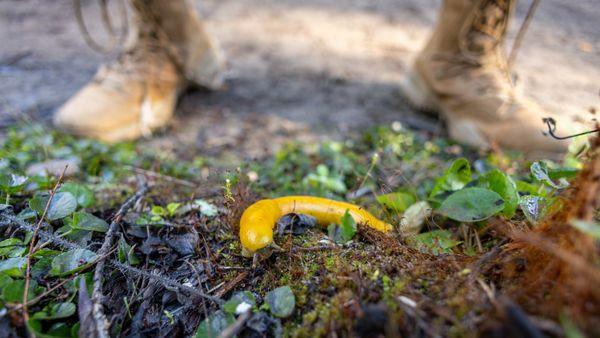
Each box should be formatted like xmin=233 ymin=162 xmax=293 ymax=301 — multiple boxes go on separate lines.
xmin=76 ymin=0 xmax=184 ymax=84
xmin=459 ymin=0 xmax=514 ymax=59
xmin=73 ymin=0 xmax=183 ymax=74
xmin=444 ymin=0 xmax=539 ymax=82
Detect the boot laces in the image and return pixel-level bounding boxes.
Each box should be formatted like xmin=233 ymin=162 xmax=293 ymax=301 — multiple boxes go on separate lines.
xmin=460 ymin=0 xmax=513 ymax=58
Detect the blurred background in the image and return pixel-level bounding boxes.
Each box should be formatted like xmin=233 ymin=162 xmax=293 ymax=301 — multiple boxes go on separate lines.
xmin=1 ymin=0 xmax=598 ymax=158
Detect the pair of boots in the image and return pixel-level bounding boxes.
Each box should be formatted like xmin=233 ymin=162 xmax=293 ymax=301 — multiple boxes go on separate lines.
xmin=55 ymin=0 xmax=575 ymax=156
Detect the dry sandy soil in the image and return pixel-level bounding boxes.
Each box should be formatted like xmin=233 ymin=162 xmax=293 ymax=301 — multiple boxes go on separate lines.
xmin=1 ymin=0 xmax=598 ymax=159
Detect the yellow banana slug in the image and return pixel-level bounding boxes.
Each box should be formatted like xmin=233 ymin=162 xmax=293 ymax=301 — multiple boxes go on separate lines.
xmin=239 ymin=196 xmax=393 ymax=254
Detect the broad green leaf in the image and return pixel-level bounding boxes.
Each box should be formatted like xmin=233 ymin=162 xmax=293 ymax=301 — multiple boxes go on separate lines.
xmin=59 ymin=183 xmax=95 ymax=208
xmin=409 ymin=230 xmax=461 ymax=255
xmin=50 ymin=249 xmax=97 ymax=277
xmin=0 ymin=173 xmax=28 ymax=194
xmin=31 ymin=256 xmax=54 ymax=280
xmin=531 ymin=161 xmax=568 ymax=189
xmin=438 ymin=188 xmax=504 ymax=222
xmin=71 ymin=211 xmax=108 ymax=232
xmin=0 ymin=257 xmax=27 ymax=277
xmin=265 ymin=285 xmax=295 ymax=318
xmin=32 ymin=302 xmax=76 ymax=320
xmin=570 ymin=220 xmax=600 ymax=240
xmin=377 ymin=192 xmax=416 ymax=213
xmin=2 ymin=279 xmax=39 ymax=302
xmin=327 ymin=210 xmax=357 ymax=244
xmin=0 ymin=238 xmax=26 ymax=258
xmin=27 ymin=319 xmax=76 ymax=338
xmin=17 ymin=208 xmax=37 ymax=221
xmin=481 ymin=169 xmax=518 ymax=218
xmin=195 ymin=310 xmax=235 ymax=338
xmin=0 ymin=274 xmax=13 ymax=290
xmin=222 ymin=291 xmax=256 ymax=314
xmin=29 ymin=192 xmax=77 ymax=221
xmin=429 ymin=158 xmax=472 ymax=202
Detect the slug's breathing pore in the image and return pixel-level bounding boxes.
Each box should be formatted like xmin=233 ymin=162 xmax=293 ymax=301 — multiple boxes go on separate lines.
xmin=239 ymin=196 xmax=392 ymax=255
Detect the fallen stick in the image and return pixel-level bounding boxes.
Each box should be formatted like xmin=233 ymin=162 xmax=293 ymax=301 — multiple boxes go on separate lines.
xmin=91 ymin=182 xmax=149 ymax=338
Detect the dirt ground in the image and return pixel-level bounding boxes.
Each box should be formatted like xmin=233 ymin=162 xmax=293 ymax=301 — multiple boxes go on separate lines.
xmin=1 ymin=0 xmax=598 ymax=159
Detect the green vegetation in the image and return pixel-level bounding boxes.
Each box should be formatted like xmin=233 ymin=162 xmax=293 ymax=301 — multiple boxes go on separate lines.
xmin=0 ymin=122 xmax=595 ymax=337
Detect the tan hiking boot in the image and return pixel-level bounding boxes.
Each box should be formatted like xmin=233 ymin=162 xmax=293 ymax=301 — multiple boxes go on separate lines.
xmin=401 ymin=0 xmax=576 ymax=157
xmin=54 ymin=0 xmax=225 ymax=142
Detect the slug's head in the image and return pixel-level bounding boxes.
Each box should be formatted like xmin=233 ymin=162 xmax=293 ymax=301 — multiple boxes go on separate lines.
xmin=239 ymin=199 xmax=282 ymax=256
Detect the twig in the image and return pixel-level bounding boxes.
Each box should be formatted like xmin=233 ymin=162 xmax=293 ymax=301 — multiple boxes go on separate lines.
xmin=22 ymin=167 xmax=67 ymax=321
xmin=508 ymin=0 xmax=540 ymax=68
xmin=111 ymin=261 xmax=223 ymax=305
xmin=91 ymin=182 xmax=149 ymax=338
xmin=11 ymin=277 xmax=74 ymax=313
xmin=214 ymin=271 xmax=249 ymax=298
xmin=0 ymin=215 xmax=79 ymax=250
xmin=218 ymin=311 xmax=252 ymax=338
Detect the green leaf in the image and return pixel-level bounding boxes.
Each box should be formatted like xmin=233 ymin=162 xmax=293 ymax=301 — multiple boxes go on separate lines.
xmin=118 ymin=236 xmax=139 ymax=265
xmin=50 ymin=249 xmax=97 ymax=277
xmin=29 ymin=192 xmax=78 ymax=221
xmin=548 ymin=167 xmax=579 ymax=181
xmin=17 ymin=208 xmax=37 ymax=221
xmin=27 ymin=319 xmax=77 ymax=338
xmin=0 ymin=173 xmax=28 ymax=194
xmin=151 ymin=205 xmax=165 ymax=217
xmin=2 ymin=279 xmax=39 ymax=302
xmin=481 ymin=169 xmax=519 ymax=218
xmin=166 ymin=202 xmax=181 ymax=217
xmin=570 ymin=220 xmax=600 ymax=240
xmin=438 ymin=188 xmax=504 ymax=222
xmin=327 ymin=210 xmax=357 ymax=244
xmin=377 ymin=192 xmax=416 ymax=213
xmin=409 ymin=230 xmax=461 ymax=255
xmin=32 ymin=302 xmax=76 ymax=320
xmin=303 ymin=164 xmax=347 ymax=193
xmin=222 ymin=291 xmax=256 ymax=314
xmin=0 ymin=238 xmax=26 ymax=258
xmin=71 ymin=211 xmax=108 ymax=232
xmin=31 ymin=256 xmax=54 ymax=280
xmin=531 ymin=161 xmax=568 ymax=189
xmin=0 ymin=257 xmax=27 ymax=277
xmin=59 ymin=183 xmax=95 ymax=208
xmin=195 ymin=310 xmax=235 ymax=338
xmin=265 ymin=285 xmax=295 ymax=318
xmin=429 ymin=158 xmax=472 ymax=203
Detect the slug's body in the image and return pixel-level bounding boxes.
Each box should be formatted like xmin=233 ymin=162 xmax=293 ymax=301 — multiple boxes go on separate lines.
xmin=240 ymin=196 xmax=392 ymax=254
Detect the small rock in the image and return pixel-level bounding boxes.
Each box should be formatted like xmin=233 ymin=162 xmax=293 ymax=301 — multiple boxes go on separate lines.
xmin=26 ymin=158 xmax=80 ymax=177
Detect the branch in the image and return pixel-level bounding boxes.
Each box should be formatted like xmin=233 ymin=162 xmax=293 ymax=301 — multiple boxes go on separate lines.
xmin=23 ymin=167 xmax=67 ymax=321
xmin=91 ymin=182 xmax=149 ymax=338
